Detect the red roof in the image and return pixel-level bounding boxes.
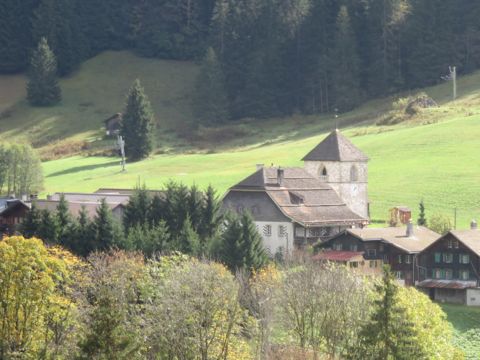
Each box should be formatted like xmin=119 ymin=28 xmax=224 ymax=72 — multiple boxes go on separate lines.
xmin=417 ymin=280 xmax=477 ymax=290
xmin=312 ymin=250 xmax=364 ymax=262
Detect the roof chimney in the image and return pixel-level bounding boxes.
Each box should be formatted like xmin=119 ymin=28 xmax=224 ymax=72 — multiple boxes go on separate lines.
xmin=277 ymin=168 xmax=285 ymax=187
xmin=256 ymin=164 xmax=264 ymax=171
xmin=406 ymin=220 xmax=414 ymax=237
xmin=471 ymin=219 xmax=478 ymax=230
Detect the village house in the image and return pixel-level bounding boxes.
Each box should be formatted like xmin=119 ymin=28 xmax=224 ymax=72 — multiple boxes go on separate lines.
xmin=417 ymin=222 xmax=480 ymax=306
xmin=222 ymin=129 xmax=369 ymax=256
xmin=316 ymin=223 xmax=440 ymax=285
xmin=0 ymin=198 xmax=30 ymax=235
xmin=312 ymin=250 xmax=382 ymax=277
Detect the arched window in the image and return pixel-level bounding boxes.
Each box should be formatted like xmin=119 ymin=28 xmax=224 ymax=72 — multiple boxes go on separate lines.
xmin=350 ymin=165 xmax=358 ymax=182
xmin=319 ymin=165 xmax=327 ymax=177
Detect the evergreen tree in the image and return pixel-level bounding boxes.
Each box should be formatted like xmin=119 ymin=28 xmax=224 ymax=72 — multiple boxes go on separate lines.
xmin=192 ymin=47 xmax=229 ymax=125
xmin=27 ymin=37 xmax=61 ymax=106
xmin=148 ymin=193 xmax=165 ymax=226
xmin=38 ymin=209 xmax=59 ymax=244
xmin=72 ymin=205 xmax=94 ymax=256
xmin=220 ymin=212 xmax=267 ymax=272
xmin=92 ymin=199 xmax=119 ymax=251
xmin=239 ymin=212 xmax=268 ymax=271
xmin=56 ymin=193 xmax=72 ymax=245
xmin=349 ymin=266 xmax=424 ymax=359
xmin=123 ymin=185 xmax=151 ymax=230
xmin=121 ymin=79 xmax=155 ymax=160
xmin=331 ymin=6 xmax=361 ymax=111
xmin=417 ymin=199 xmax=426 ymax=226
xmin=20 ymin=203 xmax=41 ymax=238
xmin=125 ymin=221 xmax=170 ymax=257
xmin=199 ymin=185 xmax=222 ymax=241
xmin=187 ymin=184 xmax=203 ymax=232
xmin=175 ymin=216 xmax=201 ymax=255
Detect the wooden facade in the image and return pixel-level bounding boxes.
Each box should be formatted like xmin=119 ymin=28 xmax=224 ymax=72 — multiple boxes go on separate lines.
xmin=0 ymin=200 xmax=30 ymax=235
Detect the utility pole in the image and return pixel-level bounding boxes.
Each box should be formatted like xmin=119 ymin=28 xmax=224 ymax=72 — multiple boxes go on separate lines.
xmin=450 ymin=66 xmax=457 ymax=101
xmin=117 ymin=134 xmax=126 ymax=171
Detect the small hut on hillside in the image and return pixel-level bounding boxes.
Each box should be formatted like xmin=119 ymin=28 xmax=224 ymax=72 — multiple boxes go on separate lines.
xmin=104 ymin=113 xmax=122 ymax=136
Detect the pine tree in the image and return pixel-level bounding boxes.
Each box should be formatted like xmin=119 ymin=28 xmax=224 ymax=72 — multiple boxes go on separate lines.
xmin=121 ymin=79 xmax=155 ymax=161
xmin=219 ymin=213 xmax=243 ymax=271
xmin=193 ymin=47 xmax=229 ymax=125
xmin=239 ymin=212 xmax=268 ymax=271
xmin=123 ymin=185 xmax=151 ymax=230
xmin=38 ymin=209 xmax=59 ymax=244
xmin=27 ymin=38 xmax=61 ymax=106
xmin=187 ymin=184 xmax=203 ymax=232
xmin=175 ymin=215 xmax=201 ymax=255
xmin=331 ymin=6 xmax=361 ymax=111
xmin=148 ymin=193 xmax=165 ymax=226
xmin=199 ymin=185 xmax=222 ymax=240
xmin=417 ymin=199 xmax=426 ymax=226
xmin=349 ymin=266 xmax=424 ymax=359
xmin=72 ymin=205 xmax=94 ymax=256
xmin=126 ymin=221 xmax=170 ymax=257
xmin=21 ymin=203 xmax=42 ymax=238
xmin=56 ymin=193 xmax=72 ymax=245
xmin=92 ymin=199 xmax=117 ymax=251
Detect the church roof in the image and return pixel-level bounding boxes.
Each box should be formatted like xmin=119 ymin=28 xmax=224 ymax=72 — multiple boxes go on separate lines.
xmin=302 ymin=130 xmax=369 ymax=162
xmin=228 ymin=167 xmax=367 ymax=226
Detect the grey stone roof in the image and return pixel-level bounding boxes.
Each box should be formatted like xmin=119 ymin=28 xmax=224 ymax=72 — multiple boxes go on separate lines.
xmin=229 ymin=167 xmax=367 ymax=226
xmin=302 ymin=130 xmax=369 ymax=162
xmin=347 ymin=226 xmax=440 ymax=253
xmin=449 ymin=230 xmax=480 ymax=257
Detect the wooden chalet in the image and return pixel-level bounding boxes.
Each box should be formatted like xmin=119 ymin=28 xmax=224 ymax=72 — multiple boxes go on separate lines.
xmin=313 ymin=250 xmax=382 ymax=276
xmin=0 ymin=198 xmax=30 ymax=235
xmin=417 ymin=223 xmax=480 ymax=305
xmin=317 ymin=222 xmax=439 ymax=285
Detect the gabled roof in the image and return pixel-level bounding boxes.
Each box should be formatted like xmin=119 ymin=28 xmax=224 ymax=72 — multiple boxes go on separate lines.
xmin=228 ymin=167 xmax=367 ymax=226
xmin=447 ymin=230 xmax=480 ymax=257
xmin=313 ymin=250 xmax=364 ymax=262
xmin=326 ymin=226 xmax=440 ymax=253
xmin=302 ymin=130 xmax=368 ymax=162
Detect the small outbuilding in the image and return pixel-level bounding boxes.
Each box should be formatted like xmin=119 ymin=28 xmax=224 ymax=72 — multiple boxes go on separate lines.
xmin=104 ymin=113 xmax=122 ymax=136
xmin=389 ymin=206 xmax=411 ymax=226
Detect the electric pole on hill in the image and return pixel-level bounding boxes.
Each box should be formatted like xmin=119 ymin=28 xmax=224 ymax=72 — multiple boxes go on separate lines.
xmin=442 ymin=66 xmax=457 ymax=101
xmin=117 ymin=134 xmax=126 ymax=171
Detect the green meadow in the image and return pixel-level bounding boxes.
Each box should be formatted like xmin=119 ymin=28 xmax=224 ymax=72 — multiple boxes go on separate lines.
xmin=1 ymin=50 xmax=480 ymax=227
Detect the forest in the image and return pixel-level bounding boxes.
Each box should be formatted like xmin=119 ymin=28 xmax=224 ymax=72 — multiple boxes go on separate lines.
xmin=1 ymin=0 xmax=480 ymax=121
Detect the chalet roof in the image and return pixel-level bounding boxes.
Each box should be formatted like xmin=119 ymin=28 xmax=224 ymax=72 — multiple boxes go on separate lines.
xmin=417 ymin=279 xmax=477 ymax=290
xmin=104 ymin=113 xmax=122 ymax=124
xmin=302 ymin=130 xmax=368 ymax=162
xmin=313 ymin=250 xmax=364 ymax=262
xmin=229 ymin=167 xmax=367 ymax=226
xmin=0 ymin=200 xmax=30 ymax=216
xmin=346 ymin=226 xmax=440 ymax=253
xmin=94 ymin=188 xmax=166 ymax=197
xmin=48 ymin=192 xmax=130 ymax=204
xmin=449 ymin=230 xmax=480 ymax=257
xmin=35 ymin=200 xmax=124 ymax=219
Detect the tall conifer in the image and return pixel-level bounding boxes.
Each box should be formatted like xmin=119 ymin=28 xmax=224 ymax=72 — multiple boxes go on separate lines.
xmin=121 ymin=79 xmax=155 ymax=160
xmin=27 ymin=38 xmax=61 ymax=106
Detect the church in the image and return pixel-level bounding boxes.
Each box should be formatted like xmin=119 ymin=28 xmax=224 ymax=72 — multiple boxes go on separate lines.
xmin=222 ymin=129 xmax=370 ymax=256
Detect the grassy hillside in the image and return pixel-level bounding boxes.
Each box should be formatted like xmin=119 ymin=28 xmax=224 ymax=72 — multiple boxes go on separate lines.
xmin=0 ymin=51 xmax=198 ymax=157
xmin=2 ymin=50 xmax=480 ymax=227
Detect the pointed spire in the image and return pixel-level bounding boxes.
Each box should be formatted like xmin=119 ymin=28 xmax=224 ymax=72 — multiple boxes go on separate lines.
xmin=302 ymin=130 xmax=368 ymax=162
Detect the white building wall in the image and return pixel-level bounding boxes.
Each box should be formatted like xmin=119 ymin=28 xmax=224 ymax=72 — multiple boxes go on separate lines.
xmin=304 ymin=160 xmax=369 ymax=219
xmin=254 ymin=221 xmax=294 ymax=257
xmin=466 ymin=289 xmax=480 ymax=306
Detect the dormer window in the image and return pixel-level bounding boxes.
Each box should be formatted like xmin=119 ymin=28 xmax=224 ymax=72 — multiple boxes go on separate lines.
xmin=350 ymin=165 xmax=358 ymax=182
xmin=289 ymin=192 xmax=304 ymax=205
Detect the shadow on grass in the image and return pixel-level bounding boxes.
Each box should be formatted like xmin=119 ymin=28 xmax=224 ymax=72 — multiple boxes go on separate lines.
xmin=47 ymin=160 xmax=120 ymax=177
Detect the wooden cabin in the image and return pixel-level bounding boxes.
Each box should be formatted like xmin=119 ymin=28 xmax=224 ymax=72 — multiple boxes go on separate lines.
xmin=104 ymin=113 xmax=122 ymax=136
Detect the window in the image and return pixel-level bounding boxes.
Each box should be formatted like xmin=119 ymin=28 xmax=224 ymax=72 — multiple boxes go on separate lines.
xmin=350 ymin=165 xmax=358 ymax=182
xmin=379 ymin=244 xmax=384 ymax=252
xmin=309 ymin=228 xmax=321 ymax=237
xmin=447 ymin=239 xmax=453 ymax=249
xmin=395 ymin=271 xmax=404 ymax=280
xmin=350 ymin=262 xmax=358 ymax=268
xmin=460 ymin=270 xmax=470 ymax=280
xmin=369 ymin=260 xmax=377 ymax=268
xmin=405 ymin=255 xmax=411 ymax=264
xmin=278 ymin=225 xmax=287 ymax=237
xmin=433 ymin=268 xmax=442 ymax=279
xmin=443 ymin=253 xmax=453 ymax=263
xmin=397 ymin=255 xmax=402 ymax=264
xmin=333 ymin=243 xmax=343 ymax=251
xmin=295 ymin=227 xmax=305 ymax=237
xmin=263 ymin=225 xmax=272 ymax=237
xmin=321 ymin=166 xmax=328 ymax=176
xmin=367 ymin=249 xmax=376 ymax=257
xmin=454 ymin=240 xmax=459 ymax=249
xmin=350 ymin=244 xmax=358 ymax=252
xmin=445 ymin=269 xmax=453 ymax=280
xmin=459 ymin=254 xmax=470 ymax=264
xmin=434 ymin=252 xmax=441 ymax=263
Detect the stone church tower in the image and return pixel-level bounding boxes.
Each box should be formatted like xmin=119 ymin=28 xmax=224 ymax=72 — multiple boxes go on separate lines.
xmin=303 ymin=129 xmax=369 ymax=219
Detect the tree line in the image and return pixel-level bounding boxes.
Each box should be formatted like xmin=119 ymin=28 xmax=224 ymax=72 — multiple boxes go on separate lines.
xmin=3 ymin=0 xmax=480 ymax=121
xmin=0 ymin=237 xmax=463 ymax=359
xmin=20 ymin=183 xmax=268 ymax=271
